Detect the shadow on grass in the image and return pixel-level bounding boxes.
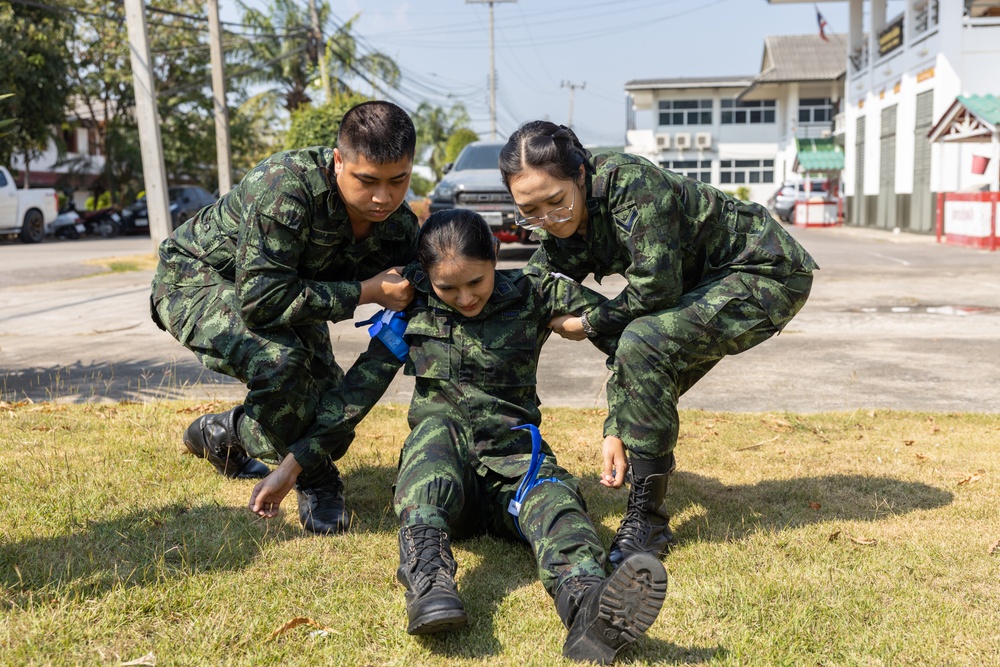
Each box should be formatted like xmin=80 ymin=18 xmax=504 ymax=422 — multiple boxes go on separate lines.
xmin=0 ymin=357 xmax=242 ymax=404
xmin=584 ymin=472 xmax=954 ymax=544
xmin=0 ymin=502 xmax=294 ymax=607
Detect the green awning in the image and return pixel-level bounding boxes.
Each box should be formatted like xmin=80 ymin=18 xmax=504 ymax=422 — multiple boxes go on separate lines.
xmin=795 ymin=137 xmax=844 ymax=172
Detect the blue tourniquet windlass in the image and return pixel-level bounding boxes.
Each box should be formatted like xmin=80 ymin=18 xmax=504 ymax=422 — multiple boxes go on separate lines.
xmin=356 ymin=309 xmax=409 ymax=361
xmin=508 ymin=424 xmax=562 ymax=538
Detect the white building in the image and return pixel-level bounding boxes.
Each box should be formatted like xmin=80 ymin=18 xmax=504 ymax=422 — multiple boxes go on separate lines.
xmin=8 ymin=100 xmax=105 ymax=207
xmin=624 ymin=34 xmax=847 ymax=206
xmin=769 ymin=0 xmax=1000 ymax=234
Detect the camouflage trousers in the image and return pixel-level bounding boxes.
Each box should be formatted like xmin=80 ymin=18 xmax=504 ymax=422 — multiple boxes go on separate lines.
xmin=606 ymin=269 xmax=813 ymax=460
xmin=393 ymin=416 xmax=608 ymax=596
xmin=151 ymin=276 xmax=353 ymax=465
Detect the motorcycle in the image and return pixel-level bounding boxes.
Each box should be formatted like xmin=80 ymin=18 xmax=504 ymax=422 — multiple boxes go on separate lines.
xmin=63 ymin=202 xmax=122 ymax=238
xmin=51 ymin=208 xmax=87 ymax=239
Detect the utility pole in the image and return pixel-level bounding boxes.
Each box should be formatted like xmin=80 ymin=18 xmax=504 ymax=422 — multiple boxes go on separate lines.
xmin=123 ymin=0 xmax=171 ymax=248
xmin=309 ymin=0 xmax=331 ymax=101
xmin=561 ymin=80 xmax=585 ymax=129
xmin=207 ymin=0 xmax=232 ymax=195
xmin=466 ymin=0 xmax=516 ymax=140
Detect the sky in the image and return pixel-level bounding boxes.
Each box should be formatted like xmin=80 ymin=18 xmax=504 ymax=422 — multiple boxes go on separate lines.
xmin=220 ymin=0 xmax=862 ymax=149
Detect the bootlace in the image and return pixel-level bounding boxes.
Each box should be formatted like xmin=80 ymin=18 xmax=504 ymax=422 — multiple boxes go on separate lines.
xmin=405 ymin=526 xmax=452 ymax=588
xmin=614 ymin=477 xmax=653 ymax=544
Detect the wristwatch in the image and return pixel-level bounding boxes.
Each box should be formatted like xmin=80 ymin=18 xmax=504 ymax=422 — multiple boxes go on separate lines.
xmin=580 ymin=311 xmax=597 ymax=338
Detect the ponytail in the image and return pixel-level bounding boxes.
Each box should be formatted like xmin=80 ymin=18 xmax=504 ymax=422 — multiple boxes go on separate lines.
xmin=499 ymin=121 xmax=592 ymax=190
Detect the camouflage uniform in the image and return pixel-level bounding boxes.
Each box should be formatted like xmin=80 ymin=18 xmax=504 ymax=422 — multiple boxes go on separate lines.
xmin=528 ymin=152 xmax=818 ymax=460
xmin=150 ymin=147 xmax=419 ymax=473
xmin=390 ymin=266 xmax=619 ymax=595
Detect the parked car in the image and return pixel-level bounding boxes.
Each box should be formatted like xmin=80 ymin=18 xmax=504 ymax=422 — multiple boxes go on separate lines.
xmin=119 ymin=185 xmax=217 ymax=234
xmin=428 ymin=141 xmax=527 ymax=244
xmin=0 ymin=165 xmax=58 ymax=243
xmin=768 ymin=179 xmax=831 ymax=223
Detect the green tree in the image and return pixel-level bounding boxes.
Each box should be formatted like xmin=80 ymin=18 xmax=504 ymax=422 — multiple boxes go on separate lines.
xmin=0 ymin=1 xmax=72 ymax=186
xmin=408 ymin=172 xmax=433 ymax=197
xmin=0 ymin=93 xmax=15 ymax=136
xmin=234 ymin=0 xmax=316 ymax=112
xmin=63 ymin=1 xmax=255 ymax=202
xmin=444 ymin=127 xmax=479 ymax=164
xmin=284 ymin=93 xmax=370 ymax=151
xmin=414 ymin=101 xmax=472 ymax=180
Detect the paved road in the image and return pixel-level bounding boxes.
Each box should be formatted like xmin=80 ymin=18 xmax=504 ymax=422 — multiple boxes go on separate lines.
xmin=1 ymin=226 xmax=998 ymax=412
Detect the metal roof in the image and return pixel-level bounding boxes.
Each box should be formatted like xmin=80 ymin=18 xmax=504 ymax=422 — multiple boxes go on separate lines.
xmin=624 ymin=76 xmax=754 ymax=90
xmin=753 ymin=33 xmax=848 ymax=83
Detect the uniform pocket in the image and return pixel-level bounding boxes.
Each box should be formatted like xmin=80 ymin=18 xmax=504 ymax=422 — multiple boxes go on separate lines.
xmin=738 ymin=271 xmax=812 ymax=330
xmin=405 ymin=315 xmax=452 ymax=380
xmin=482 ymin=318 xmax=536 ymax=387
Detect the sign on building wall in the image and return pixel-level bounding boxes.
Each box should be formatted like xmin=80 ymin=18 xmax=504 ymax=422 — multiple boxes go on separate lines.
xmin=878 ymin=16 xmax=904 ymax=57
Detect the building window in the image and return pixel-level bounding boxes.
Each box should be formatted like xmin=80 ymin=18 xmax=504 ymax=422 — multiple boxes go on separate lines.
xmin=661 ymin=159 xmax=711 ymax=182
xmin=658 ymin=99 xmax=712 ymax=126
xmin=719 ymin=159 xmax=774 ymax=184
xmin=798 ymin=98 xmax=833 ymax=124
xmin=62 ymin=126 xmax=78 ymax=153
xmin=721 ymin=99 xmax=776 ymax=124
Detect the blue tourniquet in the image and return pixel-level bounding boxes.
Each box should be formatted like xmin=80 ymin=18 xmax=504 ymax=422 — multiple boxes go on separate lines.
xmin=355 ymin=309 xmax=409 ymax=361
xmin=508 ymin=424 xmax=561 ymax=538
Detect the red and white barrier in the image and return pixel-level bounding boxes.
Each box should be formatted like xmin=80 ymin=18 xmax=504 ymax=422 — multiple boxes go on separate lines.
xmin=794 ymin=197 xmax=843 ymax=227
xmin=936 ymin=192 xmax=999 ymax=251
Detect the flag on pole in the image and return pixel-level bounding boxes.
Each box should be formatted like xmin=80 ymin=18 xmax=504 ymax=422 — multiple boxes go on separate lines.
xmin=816 ymin=5 xmax=830 ymax=41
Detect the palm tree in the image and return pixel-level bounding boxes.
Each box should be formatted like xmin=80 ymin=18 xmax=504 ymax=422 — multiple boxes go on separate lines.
xmin=414 ymin=101 xmax=473 ymax=180
xmin=233 ymin=0 xmax=316 ymax=112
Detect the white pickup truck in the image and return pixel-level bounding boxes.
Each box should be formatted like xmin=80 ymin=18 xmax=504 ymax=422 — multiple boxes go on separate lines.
xmin=0 ymin=165 xmax=59 ymax=243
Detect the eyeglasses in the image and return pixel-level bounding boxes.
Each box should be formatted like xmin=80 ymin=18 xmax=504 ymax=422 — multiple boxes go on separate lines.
xmin=514 ymin=189 xmax=576 ymax=230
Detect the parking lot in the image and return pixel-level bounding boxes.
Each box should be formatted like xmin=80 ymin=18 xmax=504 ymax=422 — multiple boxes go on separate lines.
xmin=1 ymin=224 xmax=998 ymax=412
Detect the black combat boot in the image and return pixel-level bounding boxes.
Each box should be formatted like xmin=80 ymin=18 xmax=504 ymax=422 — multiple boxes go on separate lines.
xmin=396 ymin=524 xmax=468 ymax=635
xmin=183 ymin=405 xmax=270 ymax=479
xmin=608 ymin=454 xmax=676 ymax=568
xmin=555 ymin=552 xmax=668 ymax=664
xmin=295 ymin=457 xmax=350 ymax=534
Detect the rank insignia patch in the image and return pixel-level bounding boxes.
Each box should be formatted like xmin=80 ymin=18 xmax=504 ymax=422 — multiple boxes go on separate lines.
xmin=613 ymin=207 xmax=639 ymax=234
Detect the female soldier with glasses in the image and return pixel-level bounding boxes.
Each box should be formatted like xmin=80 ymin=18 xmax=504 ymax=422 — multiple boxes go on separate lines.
xmin=499 ymin=121 xmax=817 ymax=568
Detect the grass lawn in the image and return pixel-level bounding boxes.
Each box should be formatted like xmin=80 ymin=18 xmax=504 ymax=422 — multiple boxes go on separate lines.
xmin=1 ymin=402 xmax=998 ymax=666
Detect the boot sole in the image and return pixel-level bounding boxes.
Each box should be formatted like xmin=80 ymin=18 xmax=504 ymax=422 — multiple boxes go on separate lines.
xmin=563 ymin=552 xmax=668 ymax=664
xmin=407 ymin=608 xmax=468 ymax=635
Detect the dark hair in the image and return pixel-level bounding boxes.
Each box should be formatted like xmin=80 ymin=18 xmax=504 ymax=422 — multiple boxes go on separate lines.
xmin=417 ymin=209 xmax=498 ymax=274
xmin=337 ymin=100 xmax=416 ymax=164
xmin=499 ymin=121 xmax=592 ymax=190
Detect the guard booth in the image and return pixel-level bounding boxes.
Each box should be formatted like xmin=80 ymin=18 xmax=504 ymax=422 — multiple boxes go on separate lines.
xmin=792 ymin=138 xmax=844 ymax=227
xmin=928 ymin=94 xmax=1000 ymax=250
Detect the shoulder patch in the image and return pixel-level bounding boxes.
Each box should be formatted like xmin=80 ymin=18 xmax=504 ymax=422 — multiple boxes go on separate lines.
xmin=613 ymin=206 xmax=639 ymax=235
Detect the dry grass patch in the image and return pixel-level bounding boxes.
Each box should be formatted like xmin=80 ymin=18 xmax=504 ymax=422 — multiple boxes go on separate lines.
xmin=1 ymin=403 xmax=998 ymax=665
xmin=84 ymin=253 xmax=159 ymax=274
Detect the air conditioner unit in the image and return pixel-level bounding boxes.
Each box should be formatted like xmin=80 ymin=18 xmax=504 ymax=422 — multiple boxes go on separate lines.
xmin=695 ymin=132 xmax=712 ymax=149
xmin=674 ymin=132 xmax=691 ymax=149
xmin=655 ymin=133 xmax=671 ymax=149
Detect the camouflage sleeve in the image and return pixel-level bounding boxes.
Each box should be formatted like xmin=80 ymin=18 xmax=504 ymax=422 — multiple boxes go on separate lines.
xmin=287 ymin=335 xmax=405 ymax=472
xmin=234 ymin=166 xmax=361 ymax=330
xmin=527 ymin=268 xmax=618 ymax=358
xmin=582 ymin=164 xmax=688 ymax=336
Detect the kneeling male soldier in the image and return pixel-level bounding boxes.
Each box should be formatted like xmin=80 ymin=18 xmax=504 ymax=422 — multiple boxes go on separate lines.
xmin=150 ymin=100 xmax=419 ymax=534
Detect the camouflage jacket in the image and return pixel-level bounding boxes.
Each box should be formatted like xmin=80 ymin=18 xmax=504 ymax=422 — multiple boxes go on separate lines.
xmin=528 ymin=152 xmax=819 ymax=336
xmin=153 ymin=147 xmax=419 ymax=330
xmin=405 ymin=266 xmax=617 ymax=477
